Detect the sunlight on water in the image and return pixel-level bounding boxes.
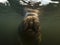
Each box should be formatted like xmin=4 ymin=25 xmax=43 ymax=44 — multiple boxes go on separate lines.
xmin=0 ymin=0 xmax=10 ymax=6
xmin=20 ymin=0 xmax=59 ymax=6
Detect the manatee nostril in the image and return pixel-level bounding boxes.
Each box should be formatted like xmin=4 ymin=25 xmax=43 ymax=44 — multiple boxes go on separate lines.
xmin=30 ymin=21 xmax=33 ymax=24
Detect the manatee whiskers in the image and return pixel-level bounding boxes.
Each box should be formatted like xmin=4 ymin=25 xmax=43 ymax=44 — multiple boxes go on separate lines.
xmin=23 ymin=16 xmax=40 ymax=35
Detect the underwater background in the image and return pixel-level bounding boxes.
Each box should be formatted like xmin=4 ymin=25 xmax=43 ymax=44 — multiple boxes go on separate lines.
xmin=0 ymin=0 xmax=60 ymax=45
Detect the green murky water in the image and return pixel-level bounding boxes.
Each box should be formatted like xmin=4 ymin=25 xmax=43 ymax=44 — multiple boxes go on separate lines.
xmin=0 ymin=4 xmax=60 ymax=45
